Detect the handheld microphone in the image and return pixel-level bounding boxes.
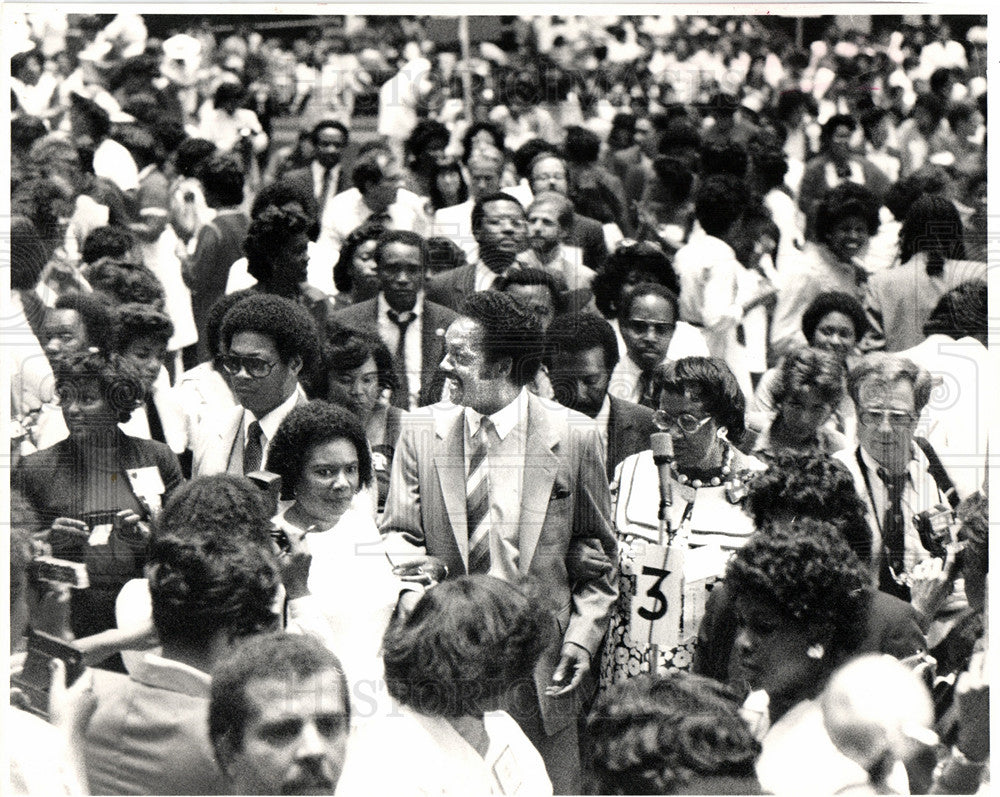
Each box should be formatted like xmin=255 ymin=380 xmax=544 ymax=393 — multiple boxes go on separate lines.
xmin=651 ymin=432 xmax=674 ymax=521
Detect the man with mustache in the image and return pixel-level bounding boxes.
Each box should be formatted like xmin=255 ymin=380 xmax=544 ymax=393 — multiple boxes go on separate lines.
xmin=545 ymin=311 xmax=657 ymax=481
xmin=209 ymin=633 xmax=350 ymax=796
xmin=425 ymin=193 xmax=529 ymax=312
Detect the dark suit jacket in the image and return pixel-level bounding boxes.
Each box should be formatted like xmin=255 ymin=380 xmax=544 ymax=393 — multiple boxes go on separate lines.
xmin=282 ymin=163 xmax=351 ymax=204
xmin=380 ymin=394 xmax=618 ymax=734
xmin=693 ymin=581 xmax=927 ymax=685
xmin=606 ymin=396 xmax=657 ymax=481
xmin=567 ymin=212 xmax=609 ymax=271
xmin=330 ymin=296 xmax=458 ymax=407
xmin=423 ymin=264 xmax=479 ymax=313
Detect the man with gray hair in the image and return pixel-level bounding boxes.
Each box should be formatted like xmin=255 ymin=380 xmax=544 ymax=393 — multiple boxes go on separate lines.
xmin=833 ymin=353 xmax=963 ymax=601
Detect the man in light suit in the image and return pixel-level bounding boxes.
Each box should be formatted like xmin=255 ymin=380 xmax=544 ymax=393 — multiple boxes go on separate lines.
xmin=330 ymin=230 xmax=457 ymax=409
xmin=381 ymin=291 xmax=618 ymax=794
xmin=544 ymin=311 xmax=657 ymax=481
xmin=191 ymin=294 xmax=319 ymax=477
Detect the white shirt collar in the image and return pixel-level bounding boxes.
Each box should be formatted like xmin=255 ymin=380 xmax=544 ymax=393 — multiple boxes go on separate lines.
xmin=594 ymin=393 xmax=612 ymax=429
xmin=464 ymin=387 xmax=528 ymax=442
xmin=244 ymin=384 xmax=303 ymax=442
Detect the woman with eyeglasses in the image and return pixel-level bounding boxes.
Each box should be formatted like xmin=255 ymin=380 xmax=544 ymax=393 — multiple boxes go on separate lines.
xmin=600 ymin=357 xmax=765 ymax=690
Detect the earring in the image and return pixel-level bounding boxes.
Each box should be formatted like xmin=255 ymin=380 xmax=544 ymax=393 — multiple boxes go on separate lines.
xmin=716 ymin=426 xmax=729 ymax=441
xmin=806 ymin=643 xmax=825 ymax=660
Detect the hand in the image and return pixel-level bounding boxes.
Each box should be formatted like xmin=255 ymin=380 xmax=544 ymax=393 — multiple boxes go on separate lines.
xmin=115 ymin=510 xmax=151 ymax=544
xmin=278 ymin=528 xmax=312 ymax=602
xmin=545 ymin=643 xmax=591 ymax=697
xmin=48 ymin=659 xmax=96 ymax=736
xmin=566 ymin=538 xmax=613 ymax=582
xmin=50 ymin=517 xmax=90 ymax=549
xmin=955 ymin=649 xmax=989 ymax=763
xmin=395 ymin=589 xmax=423 ymax=623
xmin=909 ymin=545 xmax=960 ymax=625
xmin=392 ymin=555 xmax=449 ymax=587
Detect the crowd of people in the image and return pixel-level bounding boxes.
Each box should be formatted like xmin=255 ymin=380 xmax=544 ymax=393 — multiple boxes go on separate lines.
xmin=8 ymin=11 xmax=991 ymax=796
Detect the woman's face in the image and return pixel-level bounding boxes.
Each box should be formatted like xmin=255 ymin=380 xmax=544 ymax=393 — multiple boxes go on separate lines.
xmin=351 ymin=239 xmax=379 ymax=294
xmin=733 ymin=594 xmax=820 ymax=706
xmin=825 ymin=215 xmax=869 ymax=264
xmin=295 ymin=437 xmax=361 ymax=520
xmin=118 ymin=335 xmax=167 ymax=392
xmin=60 ymin=379 xmax=119 ymax=436
xmin=276 ymin=231 xmax=310 ymax=286
xmin=811 ymin=311 xmax=858 ymax=360
xmin=777 ymin=387 xmax=833 ymax=444
xmin=656 ymin=388 xmax=721 ymax=470
xmin=329 ymin=356 xmax=381 ymax=418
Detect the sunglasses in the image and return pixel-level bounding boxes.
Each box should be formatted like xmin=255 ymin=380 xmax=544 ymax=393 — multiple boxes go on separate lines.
xmin=859 ymin=409 xmax=918 ymax=427
xmin=219 ymin=355 xmax=278 ymax=378
xmin=653 ymin=411 xmax=712 ymax=435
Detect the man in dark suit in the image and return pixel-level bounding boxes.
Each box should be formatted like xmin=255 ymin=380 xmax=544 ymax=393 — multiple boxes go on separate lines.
xmin=424 ymin=192 xmax=528 ymax=312
xmin=545 ymin=311 xmax=657 ymax=480
xmin=331 ymin=230 xmax=457 ymax=409
xmin=381 ymin=291 xmax=618 ymax=794
xmin=281 ymin=119 xmax=351 ymax=226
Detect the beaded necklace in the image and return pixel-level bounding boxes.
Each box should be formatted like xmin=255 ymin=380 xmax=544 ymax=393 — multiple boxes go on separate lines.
xmin=675 ymin=444 xmax=735 ymax=489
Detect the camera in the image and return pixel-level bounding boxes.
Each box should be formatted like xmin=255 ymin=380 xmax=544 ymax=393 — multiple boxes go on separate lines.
xmin=27 ymin=557 xmax=89 ymax=589
xmin=914 ymin=504 xmax=955 ymax=560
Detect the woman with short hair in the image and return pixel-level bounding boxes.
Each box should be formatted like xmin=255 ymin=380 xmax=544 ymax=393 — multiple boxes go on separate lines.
xmin=337 ymin=575 xmax=555 ymax=795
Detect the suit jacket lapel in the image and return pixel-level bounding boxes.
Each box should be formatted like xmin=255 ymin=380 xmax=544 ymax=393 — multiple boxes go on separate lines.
xmin=435 ymin=411 xmax=470 ymax=569
xmin=519 ymin=397 xmax=559 ymax=574
xmin=224 ymin=409 xmax=247 ymax=475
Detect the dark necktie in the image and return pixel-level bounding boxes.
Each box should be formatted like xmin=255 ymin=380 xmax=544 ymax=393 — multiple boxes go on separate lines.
xmin=877 ymin=467 xmax=908 ymax=576
xmin=318 ymin=166 xmax=333 ymax=218
xmin=636 ymin=370 xmax=655 ymax=409
xmin=244 ymin=420 xmax=264 ymax=474
xmin=145 ymin=397 xmax=166 ymax=445
xmin=388 ymin=310 xmax=414 ymax=410
xmin=466 ymin=417 xmax=493 ymax=574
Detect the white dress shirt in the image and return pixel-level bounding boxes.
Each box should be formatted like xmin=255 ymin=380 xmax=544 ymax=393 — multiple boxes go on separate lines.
xmin=246 ymin=385 xmax=305 ymax=468
xmin=377 ymin=292 xmax=424 ymax=408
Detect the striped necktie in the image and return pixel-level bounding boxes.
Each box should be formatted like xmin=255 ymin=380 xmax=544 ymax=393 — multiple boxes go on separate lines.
xmin=466 ymin=416 xmax=493 ymax=574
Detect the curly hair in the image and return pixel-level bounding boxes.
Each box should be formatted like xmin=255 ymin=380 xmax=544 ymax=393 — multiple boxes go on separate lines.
xmin=694 ymin=174 xmax=749 ymax=237
xmin=923 ymin=280 xmax=987 ymax=341
xmin=587 ymin=672 xmax=760 ymax=795
xmin=496 ymin=266 xmax=566 ymax=307
xmin=725 ymin=518 xmax=868 ymax=659
xmin=53 ymin=291 xmax=115 ymax=352
xmin=801 ymin=291 xmax=868 ymax=345
xmin=405 ymin=119 xmax=449 ymax=165
xmin=900 ymin=194 xmax=966 ymax=277
xmin=592 ymin=241 xmax=677 ymax=316
xmin=818 ymin=114 xmax=857 ymax=153
xmin=204 ymin=290 xmax=254 ymax=359
xmin=847 ymin=353 xmax=933 ymax=413
xmin=699 ymin=140 xmax=749 ymax=180
xmin=251 ymin=178 xmax=319 ymax=241
xmin=111 ymin=303 xmax=174 ymax=353
xmin=650 ymin=155 xmax=695 ymax=203
xmin=773 ymin=346 xmax=845 ymax=409
xmin=310 ymin=118 xmax=348 ymax=145
xmin=173 ymin=138 xmax=217 ymax=179
xmin=52 ymin=349 xmax=146 ymax=422
xmin=84 ymin=258 xmax=166 ymax=306
xmin=459 ymin=291 xmax=543 ymax=388
xmin=156 ymin=474 xmax=275 ymax=548
xmin=383 ymin=575 xmax=552 ymax=717
xmin=267 ymin=400 xmax=373 ymax=500
xmin=81 ymin=225 xmax=137 ymax=265
xmin=332 ymin=220 xmax=387 ymax=294
xmin=148 ymin=531 xmax=279 ymax=648
xmin=321 ymin=331 xmax=396 ymax=391
xmin=244 ymin=205 xmax=311 ymax=283
xmin=543 ymin=310 xmax=620 ymax=373
xmin=651 ymin=357 xmax=747 ymax=443
xmin=220 ymin=293 xmax=321 ymax=374
xmin=743 ymin=451 xmax=872 ymax=563
xmin=209 ymin=633 xmax=349 ymax=757
xmin=814 ymin=182 xmax=880 ymax=242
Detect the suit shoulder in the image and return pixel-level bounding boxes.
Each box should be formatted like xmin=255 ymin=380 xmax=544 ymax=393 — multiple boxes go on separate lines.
xmin=610 ymin=396 xmax=656 ymax=424
xmin=423 ymin=300 xmax=459 ymax=324
xmin=330 ymin=298 xmax=376 ymax=325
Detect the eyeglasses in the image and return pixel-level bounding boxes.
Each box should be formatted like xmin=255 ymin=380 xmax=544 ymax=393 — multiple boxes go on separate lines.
xmin=653 ymin=411 xmax=713 ymax=435
xmin=220 ymin=354 xmax=278 ymax=378
xmin=626 ymin=319 xmax=675 ymax=336
xmin=859 ymin=408 xmax=918 ymax=427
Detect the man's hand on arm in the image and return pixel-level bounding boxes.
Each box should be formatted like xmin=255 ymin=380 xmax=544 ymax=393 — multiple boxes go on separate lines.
xmin=545 ymin=642 xmax=591 ymax=697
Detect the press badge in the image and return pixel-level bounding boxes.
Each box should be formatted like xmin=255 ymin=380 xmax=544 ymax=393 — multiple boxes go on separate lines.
xmin=126 ymin=467 xmax=165 ymax=514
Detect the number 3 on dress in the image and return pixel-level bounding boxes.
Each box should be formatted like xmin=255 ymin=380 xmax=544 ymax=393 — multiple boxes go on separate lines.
xmin=630 ymin=541 xmax=686 ymax=649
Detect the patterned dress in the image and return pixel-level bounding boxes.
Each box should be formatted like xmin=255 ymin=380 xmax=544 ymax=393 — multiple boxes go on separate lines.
xmin=600 ymin=446 xmax=765 ymax=690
